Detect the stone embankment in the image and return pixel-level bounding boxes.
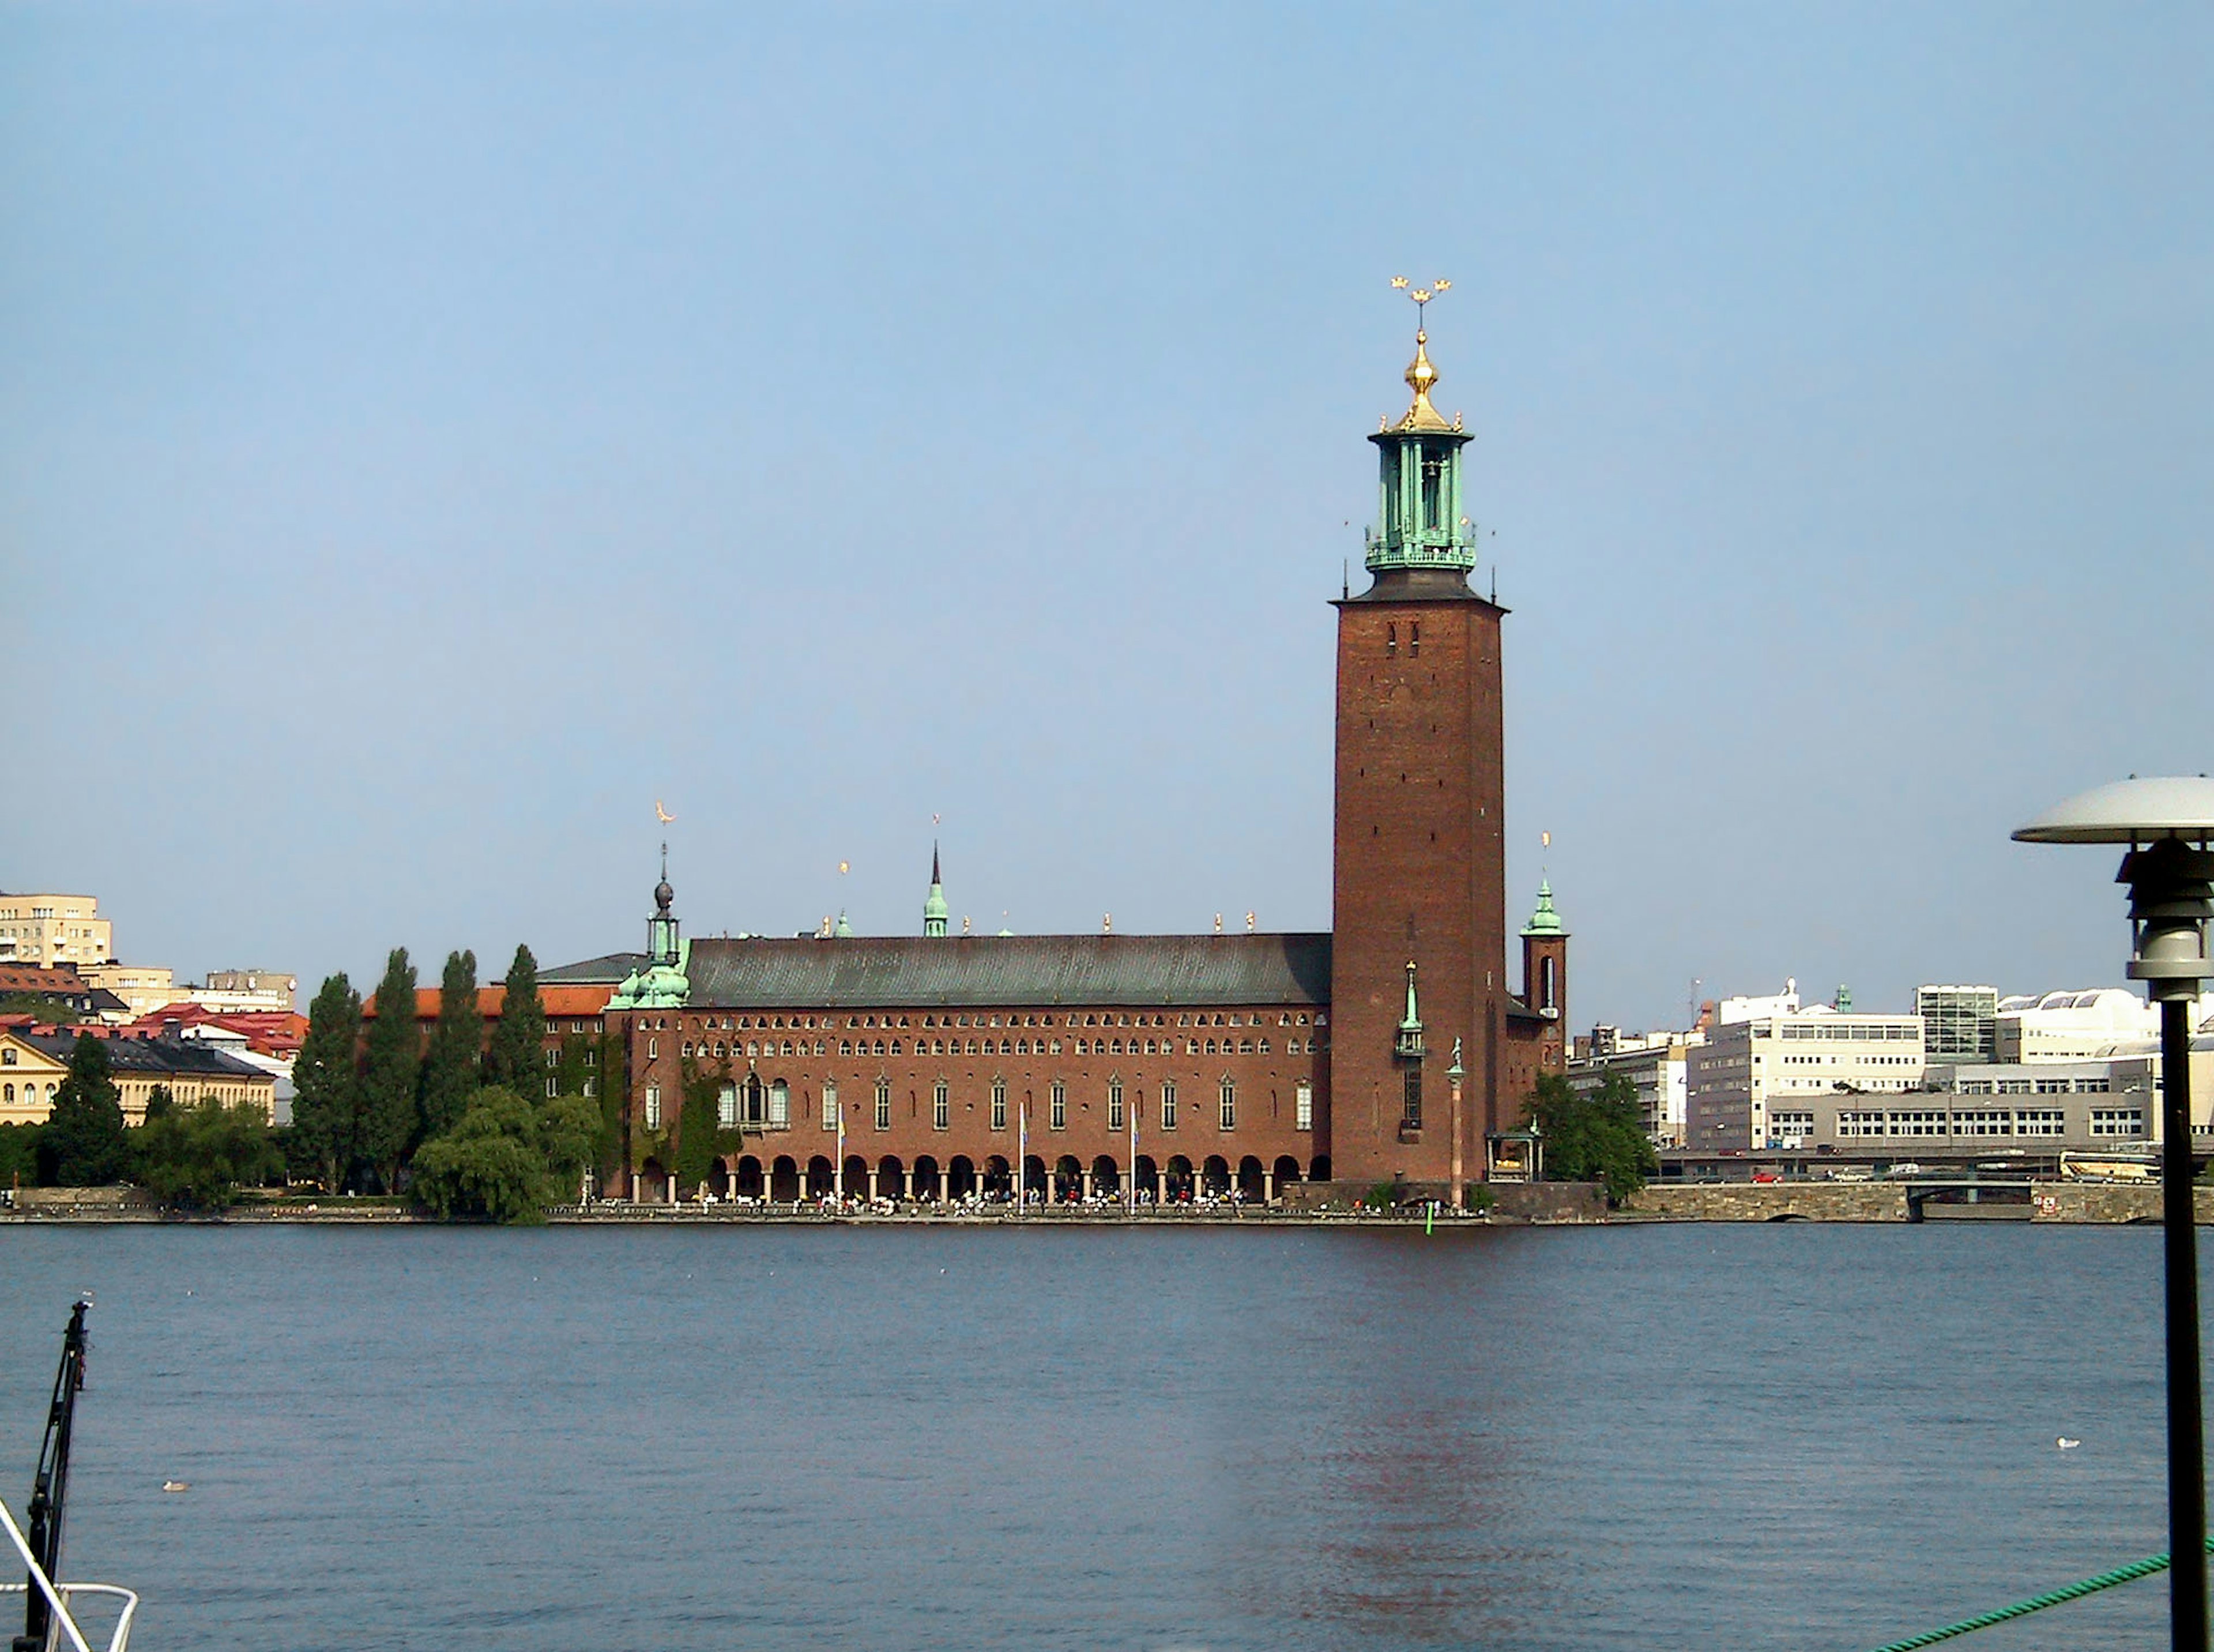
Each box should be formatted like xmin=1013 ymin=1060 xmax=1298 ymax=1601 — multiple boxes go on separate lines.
xmin=1627 ymin=1181 xmax=2214 ymax=1223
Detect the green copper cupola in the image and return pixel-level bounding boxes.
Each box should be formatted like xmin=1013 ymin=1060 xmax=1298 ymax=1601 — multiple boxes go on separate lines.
xmin=1366 ymin=280 xmax=1477 ymax=578
xmin=923 ymin=844 xmax=950 ymax=938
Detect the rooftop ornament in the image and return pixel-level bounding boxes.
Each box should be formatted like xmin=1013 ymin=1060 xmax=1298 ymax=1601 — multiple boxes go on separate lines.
xmin=2016 ymin=774 xmax=2214 ymax=1652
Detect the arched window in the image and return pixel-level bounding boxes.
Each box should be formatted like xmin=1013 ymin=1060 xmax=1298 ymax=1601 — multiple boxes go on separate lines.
xmin=1219 ymin=1079 xmax=1237 ymax=1131
xmin=933 ymin=1079 xmax=950 ymax=1130
xmin=1161 ymin=1080 xmax=1178 ymax=1131
xmin=875 ymin=1078 xmax=891 ymax=1131
xmin=1542 ymin=955 xmax=1557 ymax=1012
xmin=1050 ymin=1080 xmax=1067 ymax=1130
xmin=991 ymin=1079 xmax=1007 ymax=1131
xmin=1107 ymin=1078 xmax=1124 ymax=1131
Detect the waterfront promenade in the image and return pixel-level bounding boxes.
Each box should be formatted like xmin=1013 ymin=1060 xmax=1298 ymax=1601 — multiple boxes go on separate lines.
xmin=3 ymin=1180 xmax=2206 ymax=1222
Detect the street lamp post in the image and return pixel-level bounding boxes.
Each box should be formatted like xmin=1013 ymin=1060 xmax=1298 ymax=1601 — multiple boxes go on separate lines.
xmin=2017 ymin=776 xmax=2214 ymax=1652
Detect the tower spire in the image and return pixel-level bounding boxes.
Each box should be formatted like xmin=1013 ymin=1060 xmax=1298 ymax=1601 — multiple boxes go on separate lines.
xmin=1366 ymin=277 xmax=1476 ymax=582
xmin=924 ymin=842 xmax=950 ymax=938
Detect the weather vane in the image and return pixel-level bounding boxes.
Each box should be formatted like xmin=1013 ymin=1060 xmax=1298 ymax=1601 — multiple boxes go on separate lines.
xmin=1391 ymin=274 xmax=1452 ymax=326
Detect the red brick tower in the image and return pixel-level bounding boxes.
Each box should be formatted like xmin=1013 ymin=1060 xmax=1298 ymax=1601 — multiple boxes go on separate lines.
xmin=1328 ymin=293 xmax=1516 ymax=1195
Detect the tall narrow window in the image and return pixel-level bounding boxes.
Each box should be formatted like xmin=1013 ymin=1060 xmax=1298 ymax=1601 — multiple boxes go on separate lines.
xmin=769 ymin=1080 xmax=789 ymax=1128
xmin=1161 ymin=1080 xmax=1178 ymax=1131
xmin=991 ymin=1079 xmax=1007 ymax=1131
xmin=933 ymin=1079 xmax=950 ymax=1130
xmin=875 ymin=1078 xmax=891 ymax=1131
xmin=1050 ymin=1080 xmax=1067 ymax=1130
xmin=1409 ymin=621 xmax=1421 ymax=656
xmin=644 ymin=1084 xmax=662 ymax=1129
xmin=718 ymin=1083 xmax=738 ymax=1128
xmin=1219 ymin=1079 xmax=1236 ymax=1131
xmin=1402 ymin=1068 xmax=1422 ymax=1130
xmin=1542 ymin=956 xmax=1557 ymax=1012
xmin=1107 ymin=1078 xmax=1124 ymax=1131
xmin=1386 ymin=622 xmax=1398 ymax=656
xmin=1295 ymin=1079 xmax=1313 ymax=1131
xmin=822 ymin=1079 xmax=838 ymax=1130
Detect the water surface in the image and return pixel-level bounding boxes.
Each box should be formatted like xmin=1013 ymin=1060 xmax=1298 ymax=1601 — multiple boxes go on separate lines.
xmin=0 ymin=1223 xmax=2190 ymax=1650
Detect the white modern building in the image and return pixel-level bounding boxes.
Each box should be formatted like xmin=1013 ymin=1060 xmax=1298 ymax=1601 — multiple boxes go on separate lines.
xmin=1686 ymin=1003 xmax=1926 ymax=1153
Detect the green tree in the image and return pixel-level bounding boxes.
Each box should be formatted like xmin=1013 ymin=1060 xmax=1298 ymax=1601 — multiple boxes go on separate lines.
xmin=485 ymin=944 xmax=544 ymax=1092
xmin=136 ymin=1098 xmax=281 ymax=1210
xmin=359 ymin=948 xmax=420 ymax=1192
xmin=411 ymin=1086 xmax=539 ymax=1222
xmin=540 ymin=1093 xmax=603 ymax=1202
xmin=1526 ymin=1070 xmax=1658 ymax=1205
xmin=44 ymin=1033 xmax=129 ymax=1186
xmin=419 ymin=949 xmax=480 ymax=1144
xmin=0 ymin=1122 xmax=42 ymax=1191
xmin=143 ymin=1083 xmax=176 ymax=1122
xmin=291 ymin=973 xmax=363 ymax=1191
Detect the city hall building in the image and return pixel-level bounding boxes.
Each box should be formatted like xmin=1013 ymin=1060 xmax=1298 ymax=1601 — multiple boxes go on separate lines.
xmin=556 ymin=322 xmax=1569 ymax=1207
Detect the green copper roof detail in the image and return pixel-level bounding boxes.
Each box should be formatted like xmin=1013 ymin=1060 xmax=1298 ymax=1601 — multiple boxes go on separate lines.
xmin=923 ymin=843 xmax=950 ymax=938
xmin=1395 ymin=959 xmax=1426 ymax=1058
xmin=833 ymin=911 xmax=854 ymax=939
xmin=1521 ymin=879 xmax=1565 ymax=937
xmin=1365 ymin=323 xmax=1478 ymax=577
xmin=611 ymin=936 xmax=690 ymax=1009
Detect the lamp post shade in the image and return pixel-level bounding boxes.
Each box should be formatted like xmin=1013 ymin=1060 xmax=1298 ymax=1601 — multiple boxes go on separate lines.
xmin=2013 ymin=777 xmax=2214 ymax=845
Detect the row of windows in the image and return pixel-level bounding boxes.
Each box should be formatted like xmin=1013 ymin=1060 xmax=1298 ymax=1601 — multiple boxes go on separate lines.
xmin=650 ymin=1009 xmax=1327 ymax=1033
xmin=1834 ymin=1109 xmax=2070 ymax=1139
xmin=1755 ymin=1023 xmax=1921 ymax=1042
xmin=654 ymin=1075 xmax=1319 ymax=1135
xmin=1955 ymin=1077 xmax=2115 ymax=1095
xmin=675 ymin=1035 xmax=1323 ymax=1062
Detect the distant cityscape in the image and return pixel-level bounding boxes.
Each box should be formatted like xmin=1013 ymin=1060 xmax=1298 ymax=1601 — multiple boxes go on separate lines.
xmin=9 ymin=882 xmax=2213 ymax=1187
xmin=1570 ymin=978 xmax=2214 ymax=1171
xmin=0 ymin=890 xmax=297 ymax=1127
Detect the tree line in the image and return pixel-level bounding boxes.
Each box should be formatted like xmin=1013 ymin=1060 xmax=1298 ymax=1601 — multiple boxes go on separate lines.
xmin=293 ymin=942 xmax=608 ymax=1218
xmin=1 ymin=940 xmax=615 ymax=1221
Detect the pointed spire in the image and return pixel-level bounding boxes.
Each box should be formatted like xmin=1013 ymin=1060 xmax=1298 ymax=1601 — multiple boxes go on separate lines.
xmin=1395 ymin=959 xmax=1426 ymax=1058
xmin=923 ymin=842 xmax=950 ymax=938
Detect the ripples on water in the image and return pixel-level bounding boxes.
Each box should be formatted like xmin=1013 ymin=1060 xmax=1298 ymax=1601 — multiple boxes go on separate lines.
xmin=0 ymin=1224 xmax=2193 ymax=1650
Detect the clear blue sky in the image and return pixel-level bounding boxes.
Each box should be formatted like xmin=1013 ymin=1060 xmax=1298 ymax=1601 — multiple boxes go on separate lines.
xmin=5 ymin=3 xmax=2208 ymax=1030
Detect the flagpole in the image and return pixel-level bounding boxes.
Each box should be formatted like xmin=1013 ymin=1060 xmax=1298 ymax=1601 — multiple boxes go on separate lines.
xmin=1018 ymin=1102 xmax=1028 ymax=1219
xmin=835 ymin=1099 xmax=845 ymax=1213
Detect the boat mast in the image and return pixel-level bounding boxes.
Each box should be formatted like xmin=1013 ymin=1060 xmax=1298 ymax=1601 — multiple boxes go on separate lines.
xmin=16 ymin=1299 xmax=90 ymax=1652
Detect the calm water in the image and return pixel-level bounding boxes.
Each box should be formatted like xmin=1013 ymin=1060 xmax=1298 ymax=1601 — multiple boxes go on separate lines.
xmin=0 ymin=1222 xmax=2197 ymax=1650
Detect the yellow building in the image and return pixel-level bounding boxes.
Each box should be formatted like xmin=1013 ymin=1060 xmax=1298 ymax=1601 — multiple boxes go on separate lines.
xmin=0 ymin=894 xmax=112 ymax=970
xmin=78 ymin=963 xmax=179 ymax=1020
xmin=0 ymin=1029 xmax=276 ymax=1126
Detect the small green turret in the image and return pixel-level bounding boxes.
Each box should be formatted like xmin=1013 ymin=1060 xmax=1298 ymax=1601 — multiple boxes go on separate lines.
xmin=1395 ymin=959 xmax=1426 ymax=1059
xmin=923 ymin=844 xmax=949 ymax=938
xmin=1521 ymin=879 xmax=1564 ymax=938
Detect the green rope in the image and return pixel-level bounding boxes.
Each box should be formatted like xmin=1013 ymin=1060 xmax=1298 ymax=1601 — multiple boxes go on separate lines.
xmin=1867 ymin=1538 xmax=2212 ymax=1651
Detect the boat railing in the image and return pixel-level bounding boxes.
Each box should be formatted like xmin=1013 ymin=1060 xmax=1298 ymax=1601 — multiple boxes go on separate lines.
xmin=0 ymin=1493 xmax=137 ymax=1652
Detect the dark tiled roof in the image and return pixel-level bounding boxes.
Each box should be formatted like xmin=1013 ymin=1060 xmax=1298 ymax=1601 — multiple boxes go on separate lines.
xmin=541 ymin=952 xmax=649 ymax=985
xmin=680 ymin=932 xmax=1332 ymax=1010
xmin=19 ymin=1032 xmax=267 ymax=1078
